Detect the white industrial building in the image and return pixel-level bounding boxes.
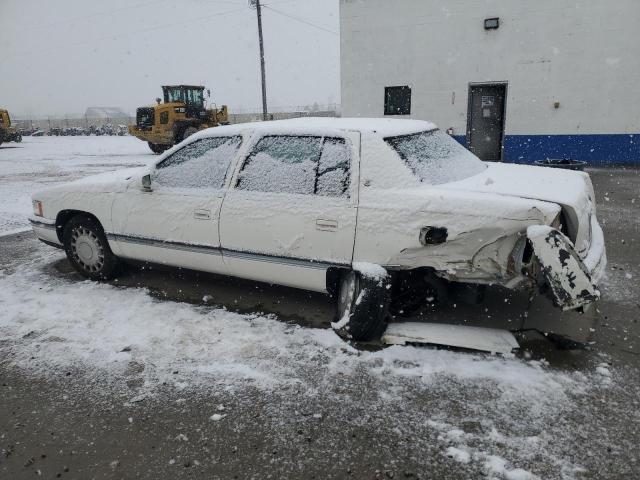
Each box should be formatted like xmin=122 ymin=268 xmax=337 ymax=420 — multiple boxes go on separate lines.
xmin=340 ymin=0 xmax=640 ymax=164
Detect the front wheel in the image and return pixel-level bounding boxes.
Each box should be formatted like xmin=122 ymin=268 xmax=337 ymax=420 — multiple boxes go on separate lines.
xmin=332 ymin=269 xmax=390 ymax=342
xmin=62 ymin=215 xmax=120 ymax=280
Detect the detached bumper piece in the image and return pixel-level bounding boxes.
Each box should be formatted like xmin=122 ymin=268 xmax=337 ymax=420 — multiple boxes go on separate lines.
xmin=527 ymin=225 xmax=600 ymax=310
xmin=382 ymin=322 xmax=519 ymax=354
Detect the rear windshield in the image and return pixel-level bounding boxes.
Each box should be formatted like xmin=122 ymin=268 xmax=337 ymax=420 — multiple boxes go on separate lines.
xmin=385 ymin=129 xmax=486 ymax=185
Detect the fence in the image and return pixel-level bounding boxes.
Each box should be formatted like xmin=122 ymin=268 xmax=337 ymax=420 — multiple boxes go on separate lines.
xmin=13 ymin=116 xmax=134 ymax=133
xmin=14 ymin=106 xmax=340 ymax=133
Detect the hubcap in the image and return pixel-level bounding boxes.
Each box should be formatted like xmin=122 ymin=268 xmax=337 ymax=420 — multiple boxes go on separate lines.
xmin=337 ymin=271 xmax=357 ymax=320
xmin=70 ymin=226 xmax=105 ymax=273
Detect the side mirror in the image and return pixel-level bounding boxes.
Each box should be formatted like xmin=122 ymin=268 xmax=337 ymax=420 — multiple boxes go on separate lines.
xmin=141 ymin=174 xmax=152 ymax=192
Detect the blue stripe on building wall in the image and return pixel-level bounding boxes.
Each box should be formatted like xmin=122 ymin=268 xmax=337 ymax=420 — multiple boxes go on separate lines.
xmin=453 ymin=134 xmax=640 ymax=165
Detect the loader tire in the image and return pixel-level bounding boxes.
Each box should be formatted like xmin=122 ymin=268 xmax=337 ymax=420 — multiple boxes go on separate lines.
xmin=182 ymin=126 xmax=199 ymax=141
xmin=148 ymin=142 xmax=169 ymax=154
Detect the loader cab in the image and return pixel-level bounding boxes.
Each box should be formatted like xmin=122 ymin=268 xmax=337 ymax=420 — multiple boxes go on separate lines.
xmin=162 ymin=85 xmax=207 ymax=119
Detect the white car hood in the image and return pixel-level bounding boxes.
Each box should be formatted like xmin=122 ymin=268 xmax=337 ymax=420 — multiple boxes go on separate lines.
xmin=70 ymin=167 xmax=146 ymax=190
xmin=36 ymin=167 xmax=146 ymax=196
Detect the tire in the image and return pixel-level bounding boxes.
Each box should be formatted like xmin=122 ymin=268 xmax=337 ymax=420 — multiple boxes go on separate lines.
xmin=148 ymin=142 xmax=169 ymax=154
xmin=182 ymin=126 xmax=198 ymax=141
xmin=332 ymin=269 xmax=391 ymax=342
xmin=15 ymin=134 xmax=22 ymax=143
xmin=62 ymin=215 xmax=120 ymax=280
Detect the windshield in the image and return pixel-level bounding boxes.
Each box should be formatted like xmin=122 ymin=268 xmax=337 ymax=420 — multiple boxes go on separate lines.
xmin=164 ymin=87 xmax=184 ymax=103
xmin=385 ymin=129 xmax=487 ymax=185
xmin=185 ymin=88 xmax=204 ymax=106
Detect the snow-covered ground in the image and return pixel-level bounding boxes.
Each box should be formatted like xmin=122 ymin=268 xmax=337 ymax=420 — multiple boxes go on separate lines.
xmin=0 ymin=137 xmax=636 ymax=478
xmin=0 ymin=245 xmax=616 ymax=478
xmin=0 ymin=136 xmax=149 ymax=234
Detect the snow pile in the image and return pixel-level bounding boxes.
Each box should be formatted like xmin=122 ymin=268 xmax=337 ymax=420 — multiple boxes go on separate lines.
xmin=429 ymin=419 xmax=585 ymax=479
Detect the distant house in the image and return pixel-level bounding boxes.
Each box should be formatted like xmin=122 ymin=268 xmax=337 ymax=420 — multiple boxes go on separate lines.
xmin=340 ymin=0 xmax=639 ymax=165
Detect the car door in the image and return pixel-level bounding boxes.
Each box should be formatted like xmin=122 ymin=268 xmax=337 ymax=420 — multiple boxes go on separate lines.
xmin=110 ymin=135 xmax=242 ymax=274
xmin=219 ymin=131 xmax=360 ymax=292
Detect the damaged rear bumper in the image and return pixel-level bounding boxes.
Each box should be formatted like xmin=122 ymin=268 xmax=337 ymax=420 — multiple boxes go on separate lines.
xmin=527 ymin=221 xmax=606 ymax=311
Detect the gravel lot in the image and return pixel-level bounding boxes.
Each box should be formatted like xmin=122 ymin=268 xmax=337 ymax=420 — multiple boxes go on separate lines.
xmin=0 ymin=138 xmax=639 ymax=479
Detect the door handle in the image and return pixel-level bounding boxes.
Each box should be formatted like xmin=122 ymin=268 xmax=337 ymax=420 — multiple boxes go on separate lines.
xmin=316 ymin=218 xmax=338 ymax=232
xmin=194 ymin=209 xmax=212 ymax=220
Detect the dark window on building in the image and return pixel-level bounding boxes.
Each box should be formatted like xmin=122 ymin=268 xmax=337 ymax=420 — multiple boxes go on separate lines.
xmin=484 ymin=17 xmax=499 ymax=30
xmin=384 ymin=86 xmax=411 ymax=115
xmin=160 ymin=111 xmax=169 ymax=124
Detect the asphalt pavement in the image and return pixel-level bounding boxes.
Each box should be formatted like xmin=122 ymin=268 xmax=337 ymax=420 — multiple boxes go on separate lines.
xmin=0 ymin=167 xmax=638 ymax=479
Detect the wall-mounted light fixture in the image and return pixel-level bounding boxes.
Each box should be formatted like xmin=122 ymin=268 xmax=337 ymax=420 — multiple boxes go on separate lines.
xmin=484 ymin=17 xmax=499 ymax=30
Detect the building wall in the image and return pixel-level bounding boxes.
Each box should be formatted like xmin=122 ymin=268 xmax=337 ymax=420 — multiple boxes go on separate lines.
xmin=340 ymin=0 xmax=640 ymax=164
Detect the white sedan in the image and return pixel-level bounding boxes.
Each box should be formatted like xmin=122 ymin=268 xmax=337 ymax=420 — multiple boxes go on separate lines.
xmin=30 ymin=118 xmax=606 ymax=341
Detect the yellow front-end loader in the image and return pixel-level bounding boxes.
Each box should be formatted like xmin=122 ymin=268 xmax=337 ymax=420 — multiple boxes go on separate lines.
xmin=128 ymin=85 xmax=229 ymax=154
xmin=0 ymin=109 xmax=22 ymax=146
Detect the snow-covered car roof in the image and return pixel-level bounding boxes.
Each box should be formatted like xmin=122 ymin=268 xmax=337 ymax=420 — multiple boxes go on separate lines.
xmin=194 ymin=117 xmax=438 ymax=140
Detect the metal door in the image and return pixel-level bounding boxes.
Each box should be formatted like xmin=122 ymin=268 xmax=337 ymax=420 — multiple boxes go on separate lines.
xmin=467 ymin=83 xmax=506 ymax=162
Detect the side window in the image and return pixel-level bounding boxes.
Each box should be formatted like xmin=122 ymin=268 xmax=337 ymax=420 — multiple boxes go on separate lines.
xmin=236 ymin=135 xmax=351 ymax=197
xmin=237 ymin=136 xmax=322 ymax=195
xmin=154 ymin=136 xmax=242 ymax=189
xmin=160 ymin=111 xmax=169 ymax=124
xmin=316 ymin=138 xmax=350 ymax=197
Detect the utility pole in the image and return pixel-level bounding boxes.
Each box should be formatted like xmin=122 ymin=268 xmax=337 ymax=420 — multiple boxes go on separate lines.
xmin=250 ymin=0 xmax=268 ymax=121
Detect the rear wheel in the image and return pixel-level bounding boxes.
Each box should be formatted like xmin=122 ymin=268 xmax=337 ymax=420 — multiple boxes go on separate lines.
xmin=62 ymin=215 xmax=120 ymax=280
xmin=148 ymin=142 xmax=169 ymax=154
xmin=332 ymin=270 xmax=390 ymax=342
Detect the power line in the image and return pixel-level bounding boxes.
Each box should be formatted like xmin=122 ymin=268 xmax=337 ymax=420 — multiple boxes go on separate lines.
xmin=262 ymin=5 xmax=338 ymax=35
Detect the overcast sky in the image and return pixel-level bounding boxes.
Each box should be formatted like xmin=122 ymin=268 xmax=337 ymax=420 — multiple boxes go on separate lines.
xmin=0 ymin=0 xmax=340 ymax=117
